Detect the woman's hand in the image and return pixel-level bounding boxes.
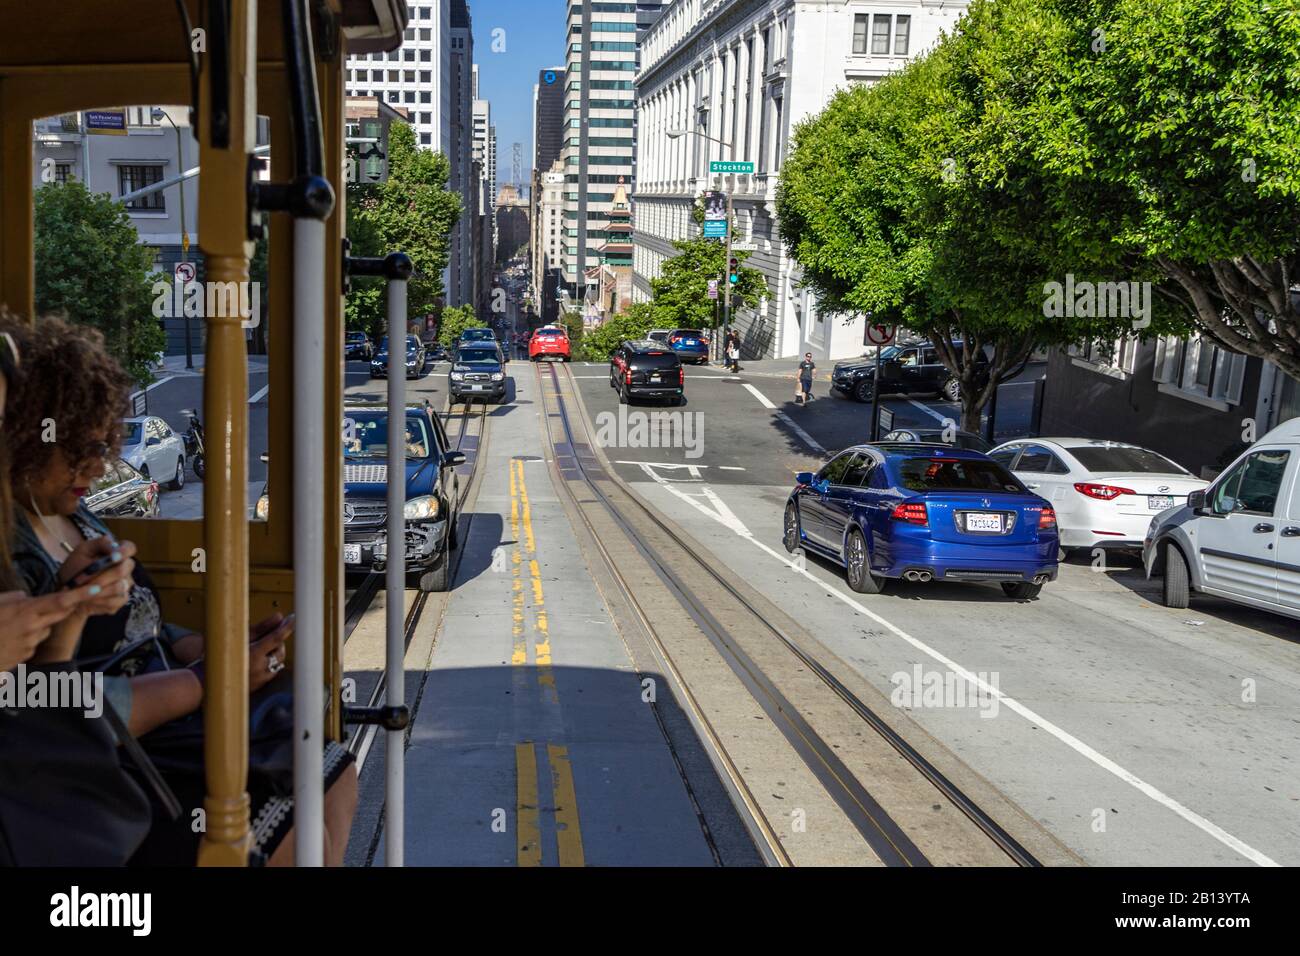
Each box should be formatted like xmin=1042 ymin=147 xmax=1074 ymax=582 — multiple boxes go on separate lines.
xmin=58 ymin=538 xmax=137 ymax=617
xmin=248 ymin=613 xmax=292 ymax=693
xmin=0 ymin=588 xmax=93 ymax=670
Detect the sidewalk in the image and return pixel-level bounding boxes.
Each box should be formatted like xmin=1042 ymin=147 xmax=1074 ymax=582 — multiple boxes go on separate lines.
xmin=693 ymin=358 xmax=838 ymax=382
xmin=152 ymin=352 xmax=271 ymax=376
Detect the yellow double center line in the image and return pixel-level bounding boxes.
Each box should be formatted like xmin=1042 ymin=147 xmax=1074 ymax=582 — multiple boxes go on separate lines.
xmin=509 ymin=457 xmax=584 ymax=866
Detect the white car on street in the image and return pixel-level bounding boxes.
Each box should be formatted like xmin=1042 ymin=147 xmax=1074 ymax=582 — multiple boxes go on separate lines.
xmin=120 ymin=415 xmax=187 ymax=490
xmin=988 ymin=438 xmax=1206 ymax=555
xmin=1144 ymin=418 xmax=1300 ymax=620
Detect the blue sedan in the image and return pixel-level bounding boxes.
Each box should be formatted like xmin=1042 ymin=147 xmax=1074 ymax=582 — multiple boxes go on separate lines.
xmin=667 ymin=328 xmax=710 ymax=364
xmin=783 ymin=443 xmax=1059 ymax=598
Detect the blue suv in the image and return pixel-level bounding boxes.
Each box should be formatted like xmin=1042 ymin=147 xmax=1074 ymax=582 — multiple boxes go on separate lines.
xmin=784 ymin=443 xmax=1058 ymax=599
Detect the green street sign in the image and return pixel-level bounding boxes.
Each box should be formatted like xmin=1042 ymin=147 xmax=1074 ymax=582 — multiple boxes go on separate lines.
xmin=710 ymin=160 xmax=754 ymax=174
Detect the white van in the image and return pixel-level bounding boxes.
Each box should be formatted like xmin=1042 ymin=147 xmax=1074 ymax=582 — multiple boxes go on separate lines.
xmin=1144 ymin=417 xmax=1300 ymax=620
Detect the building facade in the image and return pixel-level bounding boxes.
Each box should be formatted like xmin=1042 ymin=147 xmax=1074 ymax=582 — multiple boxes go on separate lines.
xmin=344 ymin=2 xmax=451 ymax=153
xmin=447 ymin=0 xmax=477 ymax=307
xmin=533 ymin=66 xmax=566 ymax=174
xmin=633 ymin=0 xmax=967 ymax=360
xmin=562 ymin=0 xmax=666 ymax=310
xmin=1038 ymin=333 xmax=1300 ymax=478
xmin=532 ymin=162 xmax=566 ymax=326
xmin=495 ymin=185 xmax=530 ymax=266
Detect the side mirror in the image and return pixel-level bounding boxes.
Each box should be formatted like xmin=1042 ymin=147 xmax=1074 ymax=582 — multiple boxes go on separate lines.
xmin=146 ymin=437 xmax=161 ymax=447
xmin=260 ymin=452 xmax=270 ymax=464
xmin=1187 ymin=489 xmax=1206 ymax=512
xmin=443 ymin=451 xmax=467 ymax=468
xmin=795 ymin=471 xmax=814 ymax=487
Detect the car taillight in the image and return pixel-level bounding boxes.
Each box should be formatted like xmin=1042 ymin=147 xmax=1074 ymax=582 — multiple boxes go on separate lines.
xmin=891 ymin=502 xmax=928 ymax=526
xmin=625 ymin=367 xmax=633 ymax=383
xmin=147 ymin=482 xmax=158 ymax=502
xmin=1074 ymin=482 xmax=1134 ymax=500
xmin=1039 ymin=506 xmax=1057 ymax=529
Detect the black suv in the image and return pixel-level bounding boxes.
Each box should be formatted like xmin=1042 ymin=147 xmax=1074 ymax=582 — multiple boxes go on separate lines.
xmin=342 ymin=403 xmax=464 ymax=591
xmin=609 ymin=340 xmax=685 ymax=405
xmin=831 ymin=341 xmax=988 ymax=403
xmin=449 ymin=342 xmax=508 ymax=404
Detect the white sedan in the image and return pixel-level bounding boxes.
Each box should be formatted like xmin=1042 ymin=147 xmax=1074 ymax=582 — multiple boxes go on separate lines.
xmin=120 ymin=415 xmax=188 ymax=490
xmin=988 ymin=438 xmax=1207 ymax=554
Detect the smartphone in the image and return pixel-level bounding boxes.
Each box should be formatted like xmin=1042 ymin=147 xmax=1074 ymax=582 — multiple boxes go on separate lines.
xmin=64 ymin=553 xmax=121 ymax=590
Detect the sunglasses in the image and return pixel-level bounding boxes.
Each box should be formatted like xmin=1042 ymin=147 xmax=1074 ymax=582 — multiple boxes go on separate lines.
xmin=69 ymin=439 xmax=112 ymax=470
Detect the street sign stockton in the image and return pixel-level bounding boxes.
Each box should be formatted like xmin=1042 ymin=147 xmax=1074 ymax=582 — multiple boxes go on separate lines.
xmin=710 ymin=160 xmax=754 ymax=174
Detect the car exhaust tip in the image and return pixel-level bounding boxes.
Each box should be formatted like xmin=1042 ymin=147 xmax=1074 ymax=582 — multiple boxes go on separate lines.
xmin=918 ymin=571 xmax=933 ymax=582
xmin=903 ymin=570 xmax=918 ymax=581
xmin=1032 ymin=573 xmax=1049 ymax=585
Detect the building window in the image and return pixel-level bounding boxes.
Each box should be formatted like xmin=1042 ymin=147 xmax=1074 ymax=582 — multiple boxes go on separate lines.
xmin=119 ymin=164 xmax=165 ymax=211
xmin=871 ymin=15 xmax=891 ymax=54
xmin=420 ymin=70 xmax=431 ymax=82
xmin=1070 ymin=335 xmax=1137 ymax=376
xmin=420 ymin=28 xmax=431 ymax=41
xmin=894 ymin=15 xmax=911 ymax=55
xmin=421 ymin=132 xmax=431 ymax=145
xmin=420 ymin=48 xmax=431 ymax=62
xmin=54 ymin=162 xmax=74 ymax=184
xmin=1153 ymin=335 xmax=1246 ymax=405
xmin=420 ymin=90 xmax=431 ymax=103
xmin=852 ymin=14 xmax=869 ymax=55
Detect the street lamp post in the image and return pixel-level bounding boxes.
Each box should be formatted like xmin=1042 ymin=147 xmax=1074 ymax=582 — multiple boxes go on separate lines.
xmin=668 ymin=128 xmax=745 ymax=362
xmin=154 ymin=107 xmax=193 ymax=370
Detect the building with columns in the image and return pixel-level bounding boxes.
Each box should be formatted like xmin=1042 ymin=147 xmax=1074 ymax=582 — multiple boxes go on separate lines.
xmin=633 ymin=0 xmax=969 ymax=360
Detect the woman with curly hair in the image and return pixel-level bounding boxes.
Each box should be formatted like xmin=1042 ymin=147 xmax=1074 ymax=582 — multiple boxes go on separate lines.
xmin=3 ymin=315 xmax=356 ymax=866
xmin=0 ymin=324 xmax=133 ymax=672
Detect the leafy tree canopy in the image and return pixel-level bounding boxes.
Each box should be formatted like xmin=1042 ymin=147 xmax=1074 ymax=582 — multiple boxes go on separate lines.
xmin=34 ymin=181 xmax=167 ymax=385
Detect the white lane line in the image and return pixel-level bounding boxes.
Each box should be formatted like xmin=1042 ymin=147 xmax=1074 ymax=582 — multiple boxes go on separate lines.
xmin=128 ymin=375 xmax=175 ymax=402
xmin=248 ymin=384 xmax=270 ymax=404
xmin=907 ymin=399 xmax=950 ymax=424
xmin=743 ymin=382 xmax=827 ymax=454
xmin=642 ymin=477 xmax=1279 ymax=867
xmin=742 ymin=383 xmax=775 ymax=409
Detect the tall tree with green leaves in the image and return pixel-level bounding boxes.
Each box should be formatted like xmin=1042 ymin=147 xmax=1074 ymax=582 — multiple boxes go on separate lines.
xmin=777 ymin=0 xmax=1163 ymax=430
xmin=650 ymin=202 xmax=766 ymax=331
xmin=1020 ymin=0 xmax=1300 ymax=378
xmin=437 ymin=303 xmax=485 ymax=346
xmin=34 ymin=181 xmax=167 ymax=385
xmin=346 ymin=122 xmax=462 ymax=337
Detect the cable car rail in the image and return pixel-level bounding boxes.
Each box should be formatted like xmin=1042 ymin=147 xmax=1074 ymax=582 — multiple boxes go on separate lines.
xmin=536 ymin=361 xmax=1043 ymax=868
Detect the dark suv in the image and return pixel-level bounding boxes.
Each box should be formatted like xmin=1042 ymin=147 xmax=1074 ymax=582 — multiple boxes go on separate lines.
xmin=609 ymin=340 xmax=685 ymax=405
xmin=449 ymin=342 xmax=508 ymax=404
xmin=341 ymin=403 xmax=465 ymax=591
xmin=832 ymin=341 xmax=988 ymax=404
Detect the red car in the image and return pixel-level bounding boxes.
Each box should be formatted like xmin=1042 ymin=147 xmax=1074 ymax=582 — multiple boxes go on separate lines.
xmin=529 ymin=326 xmax=571 ymax=362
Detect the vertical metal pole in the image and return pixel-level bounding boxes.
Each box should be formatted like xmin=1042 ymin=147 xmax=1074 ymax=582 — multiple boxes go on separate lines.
xmin=385 ymin=276 xmax=407 ymax=867
xmin=293 ymin=217 xmax=326 ymax=867
xmin=872 ymin=345 xmax=882 ymax=441
xmin=723 ymin=190 xmax=733 ymax=360
xmin=177 ymin=122 xmax=194 ymax=371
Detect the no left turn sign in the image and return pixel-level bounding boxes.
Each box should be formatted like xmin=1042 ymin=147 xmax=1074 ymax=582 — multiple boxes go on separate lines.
xmin=866 ymin=323 xmax=895 ymax=347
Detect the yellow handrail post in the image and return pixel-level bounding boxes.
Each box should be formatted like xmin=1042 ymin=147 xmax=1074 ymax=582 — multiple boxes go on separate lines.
xmin=197 ymin=0 xmax=257 ymax=867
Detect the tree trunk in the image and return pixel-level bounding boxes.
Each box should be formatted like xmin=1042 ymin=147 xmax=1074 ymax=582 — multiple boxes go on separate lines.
xmin=1156 ymin=254 xmax=1300 ymax=380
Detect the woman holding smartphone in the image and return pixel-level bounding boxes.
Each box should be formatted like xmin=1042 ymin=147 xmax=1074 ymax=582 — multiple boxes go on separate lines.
xmin=2 ymin=316 xmax=356 ymax=866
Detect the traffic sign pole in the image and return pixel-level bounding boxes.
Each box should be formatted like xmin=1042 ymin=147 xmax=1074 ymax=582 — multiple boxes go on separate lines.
xmin=865 ymin=323 xmax=896 ymax=441
xmin=722 ymin=189 xmax=733 ymax=362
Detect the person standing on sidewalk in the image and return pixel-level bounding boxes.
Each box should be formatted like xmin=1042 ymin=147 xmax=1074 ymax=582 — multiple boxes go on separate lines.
xmin=725 ymin=329 xmax=741 ymax=373
xmin=797 ymin=352 xmax=816 ymax=405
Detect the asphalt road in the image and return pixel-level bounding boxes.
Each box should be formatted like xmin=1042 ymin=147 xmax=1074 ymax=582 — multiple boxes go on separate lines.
xmin=567 ymin=359 xmax=1300 ymax=867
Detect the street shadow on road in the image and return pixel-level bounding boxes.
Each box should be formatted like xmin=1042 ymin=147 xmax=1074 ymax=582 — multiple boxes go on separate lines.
xmin=798 ymin=548 xmax=1053 ymax=604
xmin=346 ymin=661 xmax=764 ymax=867
xmin=450 ymin=512 xmax=506 ymax=585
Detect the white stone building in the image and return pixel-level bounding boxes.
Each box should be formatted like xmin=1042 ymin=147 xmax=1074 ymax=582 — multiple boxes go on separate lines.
xmin=633 ymin=0 xmax=968 ymax=360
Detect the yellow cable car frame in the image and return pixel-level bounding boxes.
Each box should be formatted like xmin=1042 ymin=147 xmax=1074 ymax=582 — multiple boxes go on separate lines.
xmin=0 ymin=0 xmax=407 ymax=865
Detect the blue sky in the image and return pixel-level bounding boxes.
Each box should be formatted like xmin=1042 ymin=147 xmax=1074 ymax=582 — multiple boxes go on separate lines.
xmin=469 ymin=0 xmax=569 ymax=191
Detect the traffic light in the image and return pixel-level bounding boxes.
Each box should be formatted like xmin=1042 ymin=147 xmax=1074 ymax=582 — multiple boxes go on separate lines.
xmin=728 ymin=257 xmax=739 ymax=285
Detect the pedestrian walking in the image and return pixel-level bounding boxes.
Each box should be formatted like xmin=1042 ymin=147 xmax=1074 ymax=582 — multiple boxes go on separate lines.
xmin=797 ymin=352 xmax=816 ymax=405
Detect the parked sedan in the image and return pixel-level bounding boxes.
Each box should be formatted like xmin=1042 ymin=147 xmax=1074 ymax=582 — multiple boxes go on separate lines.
xmin=120 ymin=416 xmax=187 ymax=490
xmin=783 ymin=443 xmax=1058 ymax=598
xmin=989 ymin=438 xmax=1206 ymax=555
xmin=86 ymin=458 xmax=160 ymax=518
